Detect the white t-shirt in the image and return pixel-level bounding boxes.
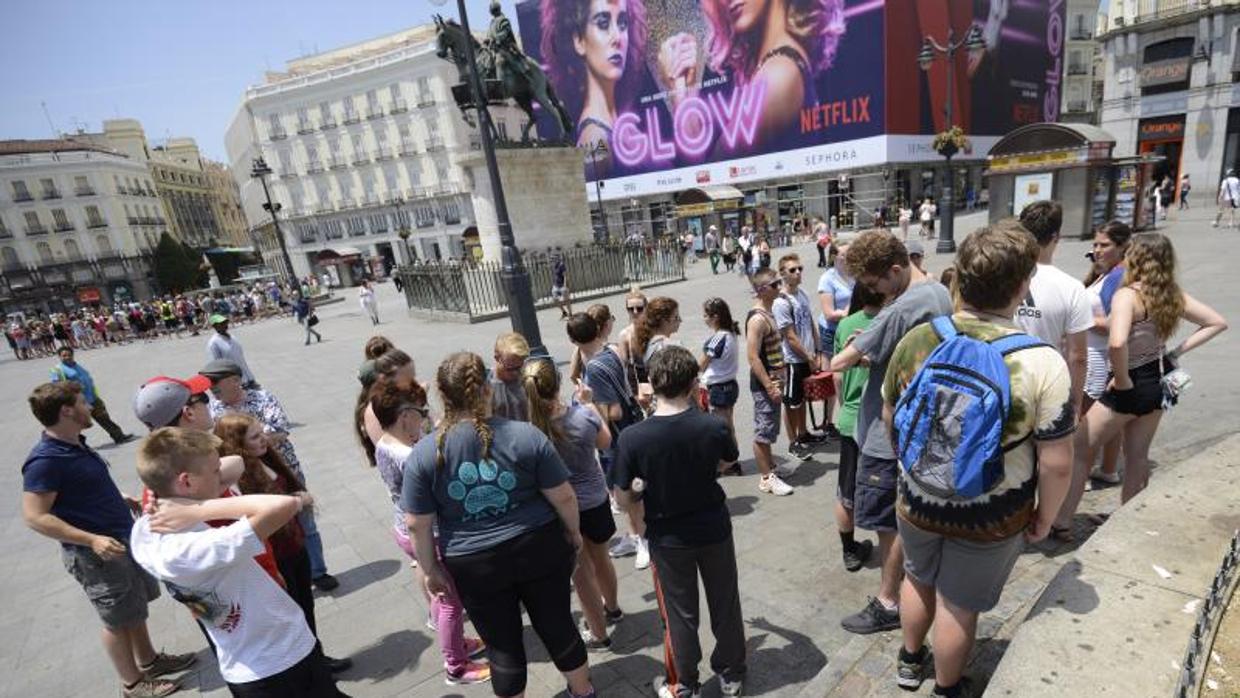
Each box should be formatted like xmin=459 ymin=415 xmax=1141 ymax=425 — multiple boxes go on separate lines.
xmin=773 ymin=288 xmax=816 ymax=365
xmin=1085 ymin=275 xmax=1109 ymax=352
xmin=130 ymin=516 xmax=315 ymax=684
xmin=1014 ymin=263 xmax=1093 ymax=353
xmin=701 ymin=330 xmax=739 ymax=385
xmin=1220 ymin=176 xmax=1240 ymax=204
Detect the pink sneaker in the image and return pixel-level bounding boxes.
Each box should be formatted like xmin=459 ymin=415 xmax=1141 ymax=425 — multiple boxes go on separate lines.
xmin=445 ymin=660 xmax=491 ymax=686
xmin=463 ymin=637 xmax=487 ymax=659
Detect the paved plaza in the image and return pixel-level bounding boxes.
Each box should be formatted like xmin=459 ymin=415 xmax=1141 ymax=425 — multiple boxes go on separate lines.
xmin=2 ymin=209 xmax=1237 ymax=697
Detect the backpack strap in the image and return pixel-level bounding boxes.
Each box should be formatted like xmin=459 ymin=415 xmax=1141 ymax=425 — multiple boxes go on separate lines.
xmin=990 ymin=332 xmax=1047 ymax=356
xmin=930 ymin=315 xmax=957 ymax=340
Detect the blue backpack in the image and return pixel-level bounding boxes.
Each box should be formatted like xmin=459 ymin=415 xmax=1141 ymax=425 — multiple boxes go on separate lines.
xmin=892 ymin=316 xmax=1046 ymax=500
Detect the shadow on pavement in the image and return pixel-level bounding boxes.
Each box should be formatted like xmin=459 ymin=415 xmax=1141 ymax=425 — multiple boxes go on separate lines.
xmin=727 ymin=495 xmax=759 ymax=517
xmin=339 ymin=629 xmax=434 ymax=684
xmin=1027 ymin=559 xmax=1099 ymax=619
xmin=329 ymin=559 xmax=403 ymax=596
xmin=593 ymin=652 xmax=668 ymax=694
xmin=741 ymin=616 xmax=827 ymax=695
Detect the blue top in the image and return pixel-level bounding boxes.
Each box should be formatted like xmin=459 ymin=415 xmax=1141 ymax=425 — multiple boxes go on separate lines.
xmin=50 ymin=361 xmax=97 ymax=405
xmin=816 ymin=267 xmax=854 ymax=331
xmin=1099 ymin=265 xmax=1125 ymax=315
xmin=401 ymin=417 xmax=570 ymax=557
xmin=22 ymin=434 xmax=134 ymax=547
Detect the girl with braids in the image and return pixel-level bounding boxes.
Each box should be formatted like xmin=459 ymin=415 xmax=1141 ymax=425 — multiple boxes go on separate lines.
xmin=214 ymin=413 xmax=352 ymax=673
xmin=1057 ymin=233 xmax=1226 ymax=535
xmin=700 ymin=297 xmax=742 ymax=466
xmin=521 ymin=358 xmax=624 ymax=651
xmin=401 ymin=352 xmax=596 ymax=698
xmin=370 ymin=377 xmax=489 ymax=686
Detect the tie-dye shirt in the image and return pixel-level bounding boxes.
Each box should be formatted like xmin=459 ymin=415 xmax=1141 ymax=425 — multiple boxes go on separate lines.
xmin=882 ymin=314 xmax=1076 ymax=542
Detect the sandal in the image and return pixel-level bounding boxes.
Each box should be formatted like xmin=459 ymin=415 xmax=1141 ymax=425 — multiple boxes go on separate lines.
xmin=1084 ymin=512 xmax=1111 ymax=527
xmin=1049 ymin=526 xmax=1075 ymax=543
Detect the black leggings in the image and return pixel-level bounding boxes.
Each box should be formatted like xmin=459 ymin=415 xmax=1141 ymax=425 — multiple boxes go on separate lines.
xmin=444 ymin=521 xmax=586 ymax=697
xmin=277 ymin=547 xmax=317 ymax=637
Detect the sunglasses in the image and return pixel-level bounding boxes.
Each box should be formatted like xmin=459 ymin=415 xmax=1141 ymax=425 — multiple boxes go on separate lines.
xmin=784 ymin=266 xmax=804 ymax=274
xmin=763 ymin=279 xmax=783 ymax=290
xmin=626 ymin=305 xmax=645 ymax=314
xmin=186 ymin=393 xmax=210 ymax=407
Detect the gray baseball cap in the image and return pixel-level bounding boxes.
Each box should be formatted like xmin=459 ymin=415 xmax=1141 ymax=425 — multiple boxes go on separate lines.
xmin=200 ymin=359 xmax=244 ymax=381
xmin=907 ymin=240 xmax=926 ymax=257
xmin=132 ymin=375 xmax=212 ymax=430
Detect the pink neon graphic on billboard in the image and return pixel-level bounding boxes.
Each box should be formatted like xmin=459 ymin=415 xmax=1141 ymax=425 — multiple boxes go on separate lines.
xmin=613 ymin=81 xmax=767 ymax=167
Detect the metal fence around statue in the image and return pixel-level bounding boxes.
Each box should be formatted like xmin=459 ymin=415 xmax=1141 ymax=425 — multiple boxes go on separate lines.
xmin=396 ymin=240 xmax=685 ymax=322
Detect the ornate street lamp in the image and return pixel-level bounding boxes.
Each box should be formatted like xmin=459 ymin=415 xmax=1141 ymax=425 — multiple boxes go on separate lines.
xmin=918 ymin=24 xmax=987 ymax=253
xmin=586 ymin=141 xmax=610 ymax=242
xmin=249 ymin=156 xmax=297 ymax=282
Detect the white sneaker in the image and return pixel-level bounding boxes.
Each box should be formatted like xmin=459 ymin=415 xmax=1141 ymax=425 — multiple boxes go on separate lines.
xmin=609 ymin=534 xmax=638 ymax=558
xmin=759 ymin=474 xmax=794 ymax=496
xmin=634 ymin=537 xmax=651 ymax=570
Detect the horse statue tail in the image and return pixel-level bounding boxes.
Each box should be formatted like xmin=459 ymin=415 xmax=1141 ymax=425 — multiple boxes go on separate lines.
xmin=543 ymin=80 xmax=574 ymax=141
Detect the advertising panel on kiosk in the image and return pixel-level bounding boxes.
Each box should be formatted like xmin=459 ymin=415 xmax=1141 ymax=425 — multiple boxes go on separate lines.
xmin=515 ymin=0 xmax=1065 ymax=198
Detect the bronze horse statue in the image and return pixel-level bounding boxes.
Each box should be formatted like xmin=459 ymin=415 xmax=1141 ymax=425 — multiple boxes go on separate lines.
xmin=433 ymin=15 xmax=572 ymax=143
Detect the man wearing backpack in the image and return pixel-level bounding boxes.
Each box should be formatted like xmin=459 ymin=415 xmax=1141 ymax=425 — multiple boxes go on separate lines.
xmin=881 ymin=223 xmax=1075 ymax=697
xmin=830 ymin=231 xmax=952 ymax=635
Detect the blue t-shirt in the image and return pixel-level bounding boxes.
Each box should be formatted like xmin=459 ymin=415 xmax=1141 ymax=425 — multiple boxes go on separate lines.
xmin=50 ymin=362 xmax=98 ymax=405
xmin=583 ymin=346 xmax=641 ymax=460
xmin=554 ymin=404 xmax=608 ymax=510
xmin=22 ymin=434 xmax=134 ymax=547
xmin=401 ymin=418 xmax=570 ymax=557
xmin=1099 ymin=265 xmax=1125 ymax=315
xmin=816 ymin=267 xmax=854 ymax=332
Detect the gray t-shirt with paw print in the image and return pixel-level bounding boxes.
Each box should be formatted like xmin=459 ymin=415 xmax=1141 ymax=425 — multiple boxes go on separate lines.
xmin=402 ymin=417 xmax=569 ymax=557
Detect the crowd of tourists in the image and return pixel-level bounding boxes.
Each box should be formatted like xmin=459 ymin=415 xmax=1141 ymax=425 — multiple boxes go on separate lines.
xmin=18 ymin=199 xmax=1228 ymax=698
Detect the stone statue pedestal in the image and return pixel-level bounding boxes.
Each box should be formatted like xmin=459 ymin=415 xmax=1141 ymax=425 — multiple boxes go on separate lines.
xmin=460 ymin=146 xmax=592 ymax=262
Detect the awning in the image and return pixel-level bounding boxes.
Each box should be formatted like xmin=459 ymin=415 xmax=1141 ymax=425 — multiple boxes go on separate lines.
xmin=316 ymin=246 xmax=363 ymax=259
xmin=205 ymin=246 xmax=256 ymax=254
xmin=673 ymin=186 xmax=745 ymax=217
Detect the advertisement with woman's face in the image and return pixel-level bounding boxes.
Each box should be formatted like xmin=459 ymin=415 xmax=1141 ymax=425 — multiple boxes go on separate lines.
xmin=518 ymin=0 xmax=884 ymax=184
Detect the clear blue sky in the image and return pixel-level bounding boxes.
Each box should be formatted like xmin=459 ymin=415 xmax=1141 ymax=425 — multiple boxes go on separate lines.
xmin=0 ymin=0 xmax=516 ymax=162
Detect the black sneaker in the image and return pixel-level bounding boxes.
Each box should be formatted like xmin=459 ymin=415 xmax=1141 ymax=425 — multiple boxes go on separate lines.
xmin=312 ymin=573 xmax=339 ymax=591
xmin=840 ymin=597 xmax=900 ymax=635
xmin=932 ymin=676 xmax=977 ymax=697
xmin=605 ymin=606 xmax=624 ymax=625
xmin=897 ymin=646 xmax=933 ymax=691
xmin=581 ymin=631 xmax=612 ymax=652
xmin=842 ymin=539 xmax=874 ymax=572
xmin=325 ymin=656 xmax=353 ymax=673
xmin=800 ymin=431 xmax=830 ymax=445
xmin=722 ymin=462 xmax=744 ymax=477
xmin=823 ymin=423 xmax=842 ymax=439
xmin=789 ymin=441 xmax=814 ymax=461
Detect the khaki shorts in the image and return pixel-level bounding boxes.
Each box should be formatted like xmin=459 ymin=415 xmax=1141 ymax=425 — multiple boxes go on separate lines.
xmin=897 ymin=517 xmax=1024 ymax=613
xmin=62 ymin=545 xmax=160 ymax=630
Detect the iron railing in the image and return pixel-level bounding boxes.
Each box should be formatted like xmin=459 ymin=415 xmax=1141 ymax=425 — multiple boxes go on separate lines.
xmin=396 ymin=241 xmax=685 ymax=322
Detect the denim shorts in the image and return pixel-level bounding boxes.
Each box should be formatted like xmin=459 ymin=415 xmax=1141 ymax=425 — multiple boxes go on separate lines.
xmin=707 ymin=380 xmax=740 ymax=409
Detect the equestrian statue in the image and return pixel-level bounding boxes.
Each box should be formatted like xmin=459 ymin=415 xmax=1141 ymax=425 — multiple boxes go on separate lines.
xmin=433 ymin=3 xmax=573 ymax=144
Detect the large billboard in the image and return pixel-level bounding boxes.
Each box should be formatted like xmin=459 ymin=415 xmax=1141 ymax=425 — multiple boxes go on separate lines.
xmin=515 ymin=0 xmax=1064 ymax=199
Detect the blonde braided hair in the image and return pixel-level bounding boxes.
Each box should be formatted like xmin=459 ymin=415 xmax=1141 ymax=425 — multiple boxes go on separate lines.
xmin=435 ymin=352 xmax=493 ymax=470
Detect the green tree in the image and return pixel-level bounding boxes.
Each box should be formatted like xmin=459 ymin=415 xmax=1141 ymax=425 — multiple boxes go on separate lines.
xmin=153 ymin=233 xmax=199 ymax=293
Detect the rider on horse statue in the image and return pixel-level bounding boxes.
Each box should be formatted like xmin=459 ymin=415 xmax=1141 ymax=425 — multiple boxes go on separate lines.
xmin=484 ymin=1 xmax=524 ymax=85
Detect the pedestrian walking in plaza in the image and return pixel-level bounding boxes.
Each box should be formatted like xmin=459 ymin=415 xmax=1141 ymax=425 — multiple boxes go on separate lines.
xmin=1057 ymin=233 xmax=1227 ymax=533
xmin=21 ymin=382 xmax=195 ymax=698
xmin=523 ymin=358 xmax=625 ymax=652
xmin=817 ymin=242 xmax=854 ymax=438
xmin=774 ymin=254 xmax=827 ymax=460
xmin=738 ymin=227 xmax=754 ymax=276
xmin=918 ymin=197 xmax=936 ymax=239
xmin=50 ymin=346 xmax=136 ymax=445
xmin=213 ymin=414 xmax=353 ymax=675
xmin=884 ymin=223 xmax=1075 ymax=698
xmin=814 ymin=217 xmax=831 ymax=268
xmin=757 ymin=236 xmax=772 ymax=271
xmin=293 ymin=293 xmax=322 ymax=345
xmin=206 ymin=314 xmax=260 ymax=388
xmin=830 ymin=230 xmax=952 ymax=635
xmin=1015 ymin=202 xmax=1094 ymax=421
xmin=201 ymin=359 xmax=338 ymax=592
xmin=1179 ymin=173 xmax=1191 ymax=209
xmin=898 ymin=205 xmax=912 ymax=239
xmin=613 ymin=346 xmax=746 ymax=698
xmin=130 ymin=430 xmax=345 ymax=697
xmin=1214 ymin=169 xmax=1240 ymax=229
xmin=700 ymin=297 xmax=741 ymax=467
xmin=705 ymin=225 xmax=721 ymax=274
xmin=746 ymin=268 xmax=794 ymax=496
xmin=358 ymin=280 xmax=380 ymax=326
xmin=831 ymin=283 xmax=882 ymax=573
xmin=402 ymin=352 xmax=597 ymax=698
xmin=369 ymin=376 xmax=490 ymax=685
xmin=490 ymin=332 xmax=531 ymax=421
xmin=552 ymin=249 xmax=573 ymax=319
xmin=721 ymin=232 xmax=737 ymax=272
xmin=569 ymin=311 xmax=651 ymax=571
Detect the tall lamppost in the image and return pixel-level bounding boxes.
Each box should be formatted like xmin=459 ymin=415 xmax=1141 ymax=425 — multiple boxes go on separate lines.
xmin=918 ymin=25 xmax=986 ymax=254
xmin=586 ymin=141 xmax=610 ymax=242
xmin=391 ymin=199 xmax=414 ymax=264
xmin=433 ymin=0 xmax=545 ymax=355
xmin=250 ymin=156 xmax=297 ymax=282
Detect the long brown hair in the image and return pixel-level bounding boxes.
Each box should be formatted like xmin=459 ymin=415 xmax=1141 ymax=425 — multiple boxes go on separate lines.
xmin=434 ymin=352 xmax=492 ymax=470
xmin=214 ymin=413 xmax=304 ymax=496
xmin=355 ymin=348 xmax=414 ymax=466
xmin=1083 ymin=220 xmax=1134 ymax=286
xmin=1123 ymin=233 xmax=1184 ymax=340
xmin=521 ymin=358 xmax=565 ymax=446
xmin=634 ymin=297 xmax=679 ymax=357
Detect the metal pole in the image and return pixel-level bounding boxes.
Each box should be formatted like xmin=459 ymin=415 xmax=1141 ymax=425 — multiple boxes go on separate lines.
xmin=257 ymin=171 xmax=297 ymax=282
xmin=937 ymin=32 xmax=957 ymax=254
xmin=456 ymin=0 xmax=545 ymax=355
xmin=591 ymin=149 xmax=609 ymax=242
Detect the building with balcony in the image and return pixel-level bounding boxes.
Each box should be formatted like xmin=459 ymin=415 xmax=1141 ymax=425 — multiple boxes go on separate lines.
xmin=0 ymin=139 xmax=157 ymax=315
xmin=203 ymin=161 xmax=251 ymax=248
xmin=224 ymin=24 xmax=520 ymax=280
xmin=1099 ymin=0 xmax=1240 ymax=202
xmin=1061 ymin=0 xmax=1106 ymax=123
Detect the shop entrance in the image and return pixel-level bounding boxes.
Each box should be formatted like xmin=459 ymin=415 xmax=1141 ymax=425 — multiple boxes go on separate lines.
xmin=1137 ymin=115 xmax=1185 ymax=202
